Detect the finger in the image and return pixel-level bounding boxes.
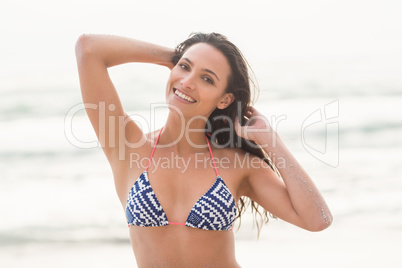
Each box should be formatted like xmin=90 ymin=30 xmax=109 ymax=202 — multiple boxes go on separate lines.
xmin=234 ymin=116 xmax=240 ymax=130
xmin=248 ymin=106 xmax=257 ymax=114
xmin=248 ymin=106 xmax=262 ymax=117
xmin=245 ymin=106 xmax=255 ymax=117
xmin=235 ymin=116 xmax=248 ymax=138
xmin=245 ymin=106 xmax=253 ymax=113
xmin=234 ymin=116 xmax=243 ymax=136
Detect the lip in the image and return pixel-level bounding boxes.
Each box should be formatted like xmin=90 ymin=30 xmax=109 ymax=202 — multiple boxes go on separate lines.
xmin=173 ymin=88 xmax=197 ymax=103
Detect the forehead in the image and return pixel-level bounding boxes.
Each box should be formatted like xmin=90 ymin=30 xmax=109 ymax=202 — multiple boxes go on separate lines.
xmin=182 ymin=43 xmax=231 ymax=78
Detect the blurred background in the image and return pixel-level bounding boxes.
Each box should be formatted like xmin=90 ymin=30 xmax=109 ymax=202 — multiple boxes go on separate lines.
xmin=1 ymin=0 xmax=401 ymax=267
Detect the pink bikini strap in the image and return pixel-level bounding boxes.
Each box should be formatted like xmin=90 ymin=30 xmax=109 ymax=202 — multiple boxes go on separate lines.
xmin=206 ymin=136 xmax=219 ymax=176
xmin=146 ymin=127 xmax=218 ymax=176
xmin=146 ymin=127 xmax=164 ymax=171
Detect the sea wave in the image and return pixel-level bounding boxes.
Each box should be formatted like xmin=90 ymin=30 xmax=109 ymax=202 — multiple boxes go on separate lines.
xmin=1 ymin=80 xmax=401 ymax=119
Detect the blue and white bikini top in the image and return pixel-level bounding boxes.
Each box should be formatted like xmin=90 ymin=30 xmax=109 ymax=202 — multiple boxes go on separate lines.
xmin=125 ymin=127 xmax=237 ymax=231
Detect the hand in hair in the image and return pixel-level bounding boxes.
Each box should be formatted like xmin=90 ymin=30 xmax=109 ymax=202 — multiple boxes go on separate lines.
xmin=234 ymin=106 xmax=272 ymax=144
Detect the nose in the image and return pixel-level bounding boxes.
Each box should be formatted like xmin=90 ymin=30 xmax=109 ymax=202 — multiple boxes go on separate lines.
xmin=180 ymin=73 xmax=196 ymax=90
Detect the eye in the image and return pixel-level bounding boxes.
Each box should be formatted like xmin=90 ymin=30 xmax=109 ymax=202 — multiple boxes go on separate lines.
xmin=179 ymin=63 xmax=190 ymax=71
xmin=203 ymin=76 xmax=214 ymax=85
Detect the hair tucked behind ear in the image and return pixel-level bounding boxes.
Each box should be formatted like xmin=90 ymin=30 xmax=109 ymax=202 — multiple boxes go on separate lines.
xmin=172 ymin=32 xmax=280 ymax=236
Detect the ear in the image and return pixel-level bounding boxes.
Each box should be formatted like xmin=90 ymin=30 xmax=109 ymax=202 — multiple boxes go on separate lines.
xmin=217 ymin=93 xmax=235 ymax=109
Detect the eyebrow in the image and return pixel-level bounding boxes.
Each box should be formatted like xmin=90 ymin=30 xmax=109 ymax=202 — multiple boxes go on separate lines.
xmin=182 ymin=58 xmax=221 ymax=82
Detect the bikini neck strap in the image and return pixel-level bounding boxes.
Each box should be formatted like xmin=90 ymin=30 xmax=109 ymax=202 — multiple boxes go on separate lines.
xmin=205 ymin=136 xmax=219 ymax=177
xmin=145 ymin=127 xmax=163 ymax=171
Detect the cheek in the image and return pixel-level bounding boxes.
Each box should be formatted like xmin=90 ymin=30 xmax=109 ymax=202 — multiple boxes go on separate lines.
xmin=167 ymin=68 xmax=182 ymax=85
xmin=201 ymin=93 xmax=223 ymax=112
xmin=166 ymin=70 xmax=177 ymax=89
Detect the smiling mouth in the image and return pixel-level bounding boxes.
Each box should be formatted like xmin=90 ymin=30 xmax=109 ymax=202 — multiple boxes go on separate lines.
xmin=173 ymin=88 xmax=197 ymax=103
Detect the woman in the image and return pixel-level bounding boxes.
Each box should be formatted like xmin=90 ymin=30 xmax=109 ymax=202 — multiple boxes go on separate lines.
xmin=75 ymin=32 xmax=332 ymax=267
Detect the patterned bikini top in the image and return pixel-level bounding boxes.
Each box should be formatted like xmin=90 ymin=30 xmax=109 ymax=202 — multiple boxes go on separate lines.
xmin=125 ymin=127 xmax=237 ymax=231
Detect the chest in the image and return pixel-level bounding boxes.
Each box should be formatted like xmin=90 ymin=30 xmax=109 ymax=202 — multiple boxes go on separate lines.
xmin=129 ymin=151 xmax=241 ymax=223
xmin=148 ymin=165 xmax=227 ymax=221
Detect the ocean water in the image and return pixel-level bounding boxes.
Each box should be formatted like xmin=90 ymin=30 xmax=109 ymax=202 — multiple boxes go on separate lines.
xmin=1 ymin=0 xmax=402 ymax=267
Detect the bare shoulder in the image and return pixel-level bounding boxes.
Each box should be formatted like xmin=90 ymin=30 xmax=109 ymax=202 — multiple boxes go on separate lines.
xmin=119 ymin=127 xmax=160 ymax=174
xmin=143 ymin=128 xmax=160 ymax=141
xmin=114 ymin=125 xmax=159 ymax=164
xmin=111 ymin=127 xmax=162 ymax=206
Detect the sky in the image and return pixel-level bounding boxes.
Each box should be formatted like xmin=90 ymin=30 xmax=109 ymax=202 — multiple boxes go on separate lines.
xmin=1 ymin=0 xmax=401 ymax=93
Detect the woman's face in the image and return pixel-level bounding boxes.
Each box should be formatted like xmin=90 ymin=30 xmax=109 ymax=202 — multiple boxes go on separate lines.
xmin=166 ymin=43 xmax=233 ymax=119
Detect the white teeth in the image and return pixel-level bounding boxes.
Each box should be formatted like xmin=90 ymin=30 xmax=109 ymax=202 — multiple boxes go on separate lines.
xmin=174 ymin=89 xmax=196 ymax=103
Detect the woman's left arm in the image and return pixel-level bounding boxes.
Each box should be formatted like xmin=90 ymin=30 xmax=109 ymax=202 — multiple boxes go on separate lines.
xmin=235 ymin=107 xmax=333 ymax=231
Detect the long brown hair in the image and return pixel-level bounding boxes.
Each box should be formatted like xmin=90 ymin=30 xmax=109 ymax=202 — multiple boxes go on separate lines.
xmin=172 ymin=32 xmax=278 ymax=235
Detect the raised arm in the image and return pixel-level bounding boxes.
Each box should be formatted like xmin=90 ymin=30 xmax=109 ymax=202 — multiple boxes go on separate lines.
xmin=75 ymin=34 xmax=174 ymax=162
xmin=235 ymin=106 xmax=333 ymax=231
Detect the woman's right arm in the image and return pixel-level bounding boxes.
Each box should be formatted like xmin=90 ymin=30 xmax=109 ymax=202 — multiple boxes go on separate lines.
xmin=75 ymin=34 xmax=174 ymax=163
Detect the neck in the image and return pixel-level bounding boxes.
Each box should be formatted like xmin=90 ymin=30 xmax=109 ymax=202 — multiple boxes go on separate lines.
xmin=158 ymin=112 xmax=211 ymax=155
